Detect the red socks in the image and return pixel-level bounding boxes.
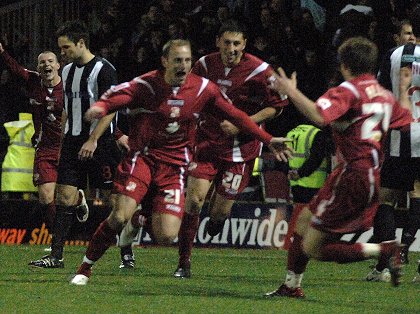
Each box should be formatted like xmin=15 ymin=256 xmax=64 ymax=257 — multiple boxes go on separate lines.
xmin=287 ymin=233 xmax=309 ymax=273
xmin=284 ymin=203 xmax=305 ymax=250
xmin=320 ymin=242 xmax=366 ymax=263
xmin=178 ymin=212 xmax=200 ymax=268
xmin=85 ymin=220 xmax=117 ymax=262
xmin=76 ymin=262 xmax=92 ymax=277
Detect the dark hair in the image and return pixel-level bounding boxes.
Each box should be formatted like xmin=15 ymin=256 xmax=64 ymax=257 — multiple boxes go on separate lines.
xmin=393 ymin=19 xmax=412 ymax=35
xmin=161 ymin=39 xmax=191 ymax=58
xmin=337 ymin=36 xmax=378 ymax=76
xmin=218 ymin=19 xmax=248 ymax=40
xmin=56 ymin=20 xmax=90 ymax=49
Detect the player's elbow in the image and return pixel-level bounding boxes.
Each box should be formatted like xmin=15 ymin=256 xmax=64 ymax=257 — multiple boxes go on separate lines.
xmin=311 ymin=116 xmax=326 ymax=128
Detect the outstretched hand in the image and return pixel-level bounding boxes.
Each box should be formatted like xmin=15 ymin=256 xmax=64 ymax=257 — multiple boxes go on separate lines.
xmin=78 ymin=138 xmax=97 ymax=161
xmin=267 ymin=137 xmax=294 ymax=162
xmin=268 ymin=67 xmax=297 ymax=96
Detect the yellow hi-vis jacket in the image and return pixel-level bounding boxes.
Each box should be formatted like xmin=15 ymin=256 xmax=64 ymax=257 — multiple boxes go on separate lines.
xmin=1 ymin=113 xmax=37 ymax=192
xmin=287 ymin=124 xmax=328 ymax=189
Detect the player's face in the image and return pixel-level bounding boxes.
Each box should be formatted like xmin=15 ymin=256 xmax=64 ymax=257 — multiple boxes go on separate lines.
xmin=162 ymin=44 xmax=192 ymax=86
xmin=37 ymin=52 xmax=60 ymax=84
xmin=57 ymin=36 xmax=83 ymax=63
xmin=217 ymin=31 xmax=246 ymax=67
xmin=395 ymin=24 xmax=416 ymax=46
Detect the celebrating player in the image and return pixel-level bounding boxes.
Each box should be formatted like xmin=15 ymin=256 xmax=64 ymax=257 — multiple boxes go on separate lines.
xmin=266 ymin=36 xmax=412 ymax=298
xmin=69 ymin=39 xmax=292 ymax=285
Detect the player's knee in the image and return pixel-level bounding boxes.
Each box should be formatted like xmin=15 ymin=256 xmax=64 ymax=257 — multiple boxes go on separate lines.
xmin=154 ymin=230 xmax=177 ymax=245
xmin=108 ymin=208 xmax=130 ymax=231
xmin=56 ymin=194 xmax=75 ymax=206
xmin=302 ymin=240 xmax=321 ymax=259
xmin=186 ymin=194 xmax=205 ymax=214
xmin=38 ymin=194 xmax=54 ymax=205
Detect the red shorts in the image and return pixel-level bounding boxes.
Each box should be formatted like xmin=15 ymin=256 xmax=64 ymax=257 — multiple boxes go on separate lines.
xmin=33 ymin=148 xmax=60 ymax=186
xmin=113 ymin=154 xmax=187 ymax=218
xmin=309 ymin=166 xmax=380 ymax=234
xmin=189 ymin=158 xmax=254 ymax=200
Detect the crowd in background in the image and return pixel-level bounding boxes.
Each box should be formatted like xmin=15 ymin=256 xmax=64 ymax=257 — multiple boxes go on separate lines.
xmin=0 ymin=0 xmax=418 ymax=191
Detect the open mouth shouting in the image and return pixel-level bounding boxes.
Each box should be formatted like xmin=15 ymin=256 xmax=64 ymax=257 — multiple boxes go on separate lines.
xmin=173 ymin=70 xmax=187 ymax=85
xmin=40 ymin=67 xmax=54 ymax=80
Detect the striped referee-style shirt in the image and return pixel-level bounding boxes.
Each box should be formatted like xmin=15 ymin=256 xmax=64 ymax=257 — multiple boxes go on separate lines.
xmin=61 ymin=56 xmax=118 ymax=138
xmin=377 ymin=43 xmax=420 ymax=158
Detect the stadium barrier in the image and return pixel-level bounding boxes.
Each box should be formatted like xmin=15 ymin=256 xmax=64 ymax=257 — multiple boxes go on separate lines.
xmin=0 ymin=199 xmax=419 ymax=251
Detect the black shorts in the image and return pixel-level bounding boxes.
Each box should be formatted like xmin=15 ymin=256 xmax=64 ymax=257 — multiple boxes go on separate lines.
xmin=380 ymin=156 xmax=420 ymax=191
xmin=57 ymin=135 xmax=122 ymax=189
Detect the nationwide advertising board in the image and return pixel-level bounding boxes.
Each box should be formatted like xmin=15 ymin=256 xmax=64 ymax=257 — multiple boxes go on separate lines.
xmin=0 ymin=199 xmax=419 ymax=251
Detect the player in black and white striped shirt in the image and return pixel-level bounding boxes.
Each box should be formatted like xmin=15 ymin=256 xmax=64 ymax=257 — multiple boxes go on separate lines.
xmin=367 ymin=14 xmax=420 ymax=283
xmin=29 ymin=20 xmax=124 ymax=269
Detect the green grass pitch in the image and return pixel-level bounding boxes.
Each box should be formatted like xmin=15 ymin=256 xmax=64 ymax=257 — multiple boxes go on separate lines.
xmin=0 ymin=245 xmax=419 ymax=313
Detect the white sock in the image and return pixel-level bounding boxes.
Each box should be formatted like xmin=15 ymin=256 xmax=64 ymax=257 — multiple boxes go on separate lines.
xmin=83 ymin=255 xmax=94 ymax=265
xmin=360 ymin=243 xmax=381 ymax=258
xmin=285 ymin=270 xmax=304 ymax=288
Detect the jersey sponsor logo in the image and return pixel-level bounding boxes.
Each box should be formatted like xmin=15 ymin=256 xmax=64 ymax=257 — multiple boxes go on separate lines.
xmin=317 ymin=98 xmax=332 ymax=110
xmin=125 ymin=181 xmax=137 ymax=191
xmin=217 ymin=79 xmax=233 ymax=87
xmin=401 ymin=54 xmax=420 ymax=63
xmin=166 ymin=121 xmax=180 ymax=133
xmin=167 ymin=99 xmax=184 ymax=106
xmin=165 ymin=204 xmax=181 ymax=212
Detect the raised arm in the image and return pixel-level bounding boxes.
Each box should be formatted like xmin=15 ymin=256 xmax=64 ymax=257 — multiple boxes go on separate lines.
xmin=269 ymin=67 xmax=326 ymax=127
xmin=0 ymin=42 xmax=31 ymax=81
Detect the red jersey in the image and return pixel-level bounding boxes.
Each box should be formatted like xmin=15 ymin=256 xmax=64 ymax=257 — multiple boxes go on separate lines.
xmin=94 ymin=70 xmax=273 ymax=167
xmin=0 ymin=51 xmax=63 ymax=151
xmin=192 ymin=52 xmax=287 ymax=161
xmin=316 ymin=74 xmax=412 ymax=169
